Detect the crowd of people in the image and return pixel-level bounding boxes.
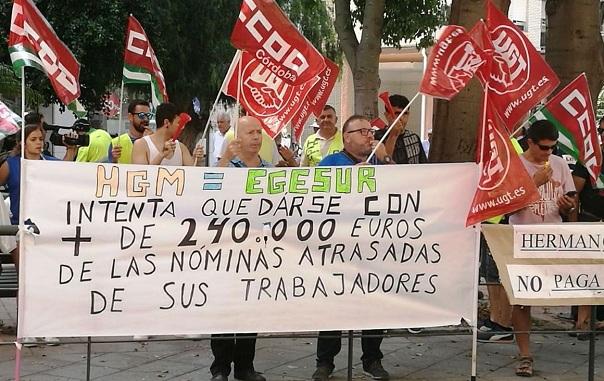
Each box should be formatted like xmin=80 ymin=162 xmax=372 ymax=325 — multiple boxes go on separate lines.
xmin=0 ymin=93 xmax=602 ymax=380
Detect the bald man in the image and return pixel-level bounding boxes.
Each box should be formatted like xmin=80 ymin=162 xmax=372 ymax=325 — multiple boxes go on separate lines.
xmin=218 ymin=116 xmax=272 ymax=168
xmin=212 ymin=117 xmax=267 ymax=381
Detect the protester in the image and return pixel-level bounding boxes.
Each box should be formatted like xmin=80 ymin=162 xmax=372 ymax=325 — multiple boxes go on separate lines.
xmin=0 ymin=123 xmax=74 ymax=347
xmin=131 ymin=102 xmax=203 ymax=166
xmin=212 ymin=116 xmax=267 ymax=381
xmin=375 ymin=94 xmax=427 ymax=164
xmin=300 ymin=105 xmax=343 ymax=167
xmin=422 ymin=129 xmax=432 ymax=158
xmin=312 ymin=115 xmax=391 ymax=381
xmin=571 ymin=123 xmax=604 ymax=335
xmin=211 ymin=111 xmax=231 ymax=166
xmin=75 ymin=118 xmax=113 ymax=163
xmin=274 ymin=133 xmax=298 ymax=167
xmin=509 ymin=120 xmax=576 ymax=377
xmin=108 ymin=99 xmax=153 ymax=164
xmin=221 ymin=124 xmax=281 ymax=165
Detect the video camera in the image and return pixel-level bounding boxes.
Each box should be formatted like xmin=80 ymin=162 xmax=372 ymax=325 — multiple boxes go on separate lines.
xmin=45 ymin=119 xmax=91 ymax=147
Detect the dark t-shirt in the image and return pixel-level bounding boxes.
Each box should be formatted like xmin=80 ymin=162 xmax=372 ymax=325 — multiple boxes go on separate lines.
xmin=374 ymin=129 xmax=427 ymax=164
xmin=572 ymin=161 xmax=604 ymax=219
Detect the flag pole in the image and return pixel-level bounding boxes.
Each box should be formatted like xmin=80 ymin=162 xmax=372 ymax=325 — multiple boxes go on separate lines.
xmin=235 ymin=49 xmax=243 ymax=139
xmin=199 ymin=51 xmax=241 ymax=145
xmin=367 ymin=92 xmax=421 ymax=162
xmin=117 ymin=80 xmax=125 ymax=137
xmin=16 ymin=66 xmax=25 ymax=381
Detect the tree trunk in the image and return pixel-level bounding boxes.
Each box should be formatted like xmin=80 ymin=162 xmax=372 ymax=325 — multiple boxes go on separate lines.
xmin=545 ymin=0 xmax=604 ymax=105
xmin=334 ymin=0 xmax=385 ymax=119
xmin=430 ymin=0 xmax=510 ymax=163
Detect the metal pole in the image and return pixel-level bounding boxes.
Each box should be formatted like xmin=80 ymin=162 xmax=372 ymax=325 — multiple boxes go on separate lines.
xmin=470 ymin=227 xmax=481 ymax=381
xmin=86 ymin=336 xmax=92 ymax=381
xmin=588 ymin=305 xmax=596 ymax=381
xmin=347 ymin=330 xmax=353 ymax=381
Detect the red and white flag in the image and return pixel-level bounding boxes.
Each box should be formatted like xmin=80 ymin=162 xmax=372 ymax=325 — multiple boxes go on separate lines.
xmin=290 ymin=58 xmax=339 ymax=141
xmin=8 ymin=0 xmax=81 ymax=105
xmin=225 ymin=51 xmax=319 ymax=138
xmin=466 ymin=95 xmax=540 ymax=226
xmin=482 ymin=1 xmax=559 ymax=131
xmin=420 ymin=25 xmax=487 ymax=100
xmin=231 ymin=0 xmax=326 ymax=86
xmin=123 ymin=15 xmax=168 ymax=106
xmin=530 ymin=73 xmax=603 ymax=186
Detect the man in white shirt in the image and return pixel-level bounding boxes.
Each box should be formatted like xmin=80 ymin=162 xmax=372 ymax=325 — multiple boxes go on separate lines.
xmin=212 ymin=111 xmax=231 ymax=166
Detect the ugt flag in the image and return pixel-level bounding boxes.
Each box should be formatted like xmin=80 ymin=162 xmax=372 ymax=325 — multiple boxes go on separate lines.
xmin=123 ymin=16 xmax=168 ymax=106
xmin=290 ymin=58 xmax=339 ymax=141
xmin=0 ymin=101 xmax=21 ymax=140
xmin=420 ymin=25 xmax=487 ymax=100
xmin=483 ymin=1 xmax=559 ymax=131
xmin=466 ymin=95 xmax=540 ymax=226
xmin=225 ymin=51 xmax=318 ymax=138
xmin=8 ymin=0 xmax=81 ymax=105
xmin=529 ymin=73 xmax=603 ymax=186
xmin=231 ymin=0 xmax=325 ymax=86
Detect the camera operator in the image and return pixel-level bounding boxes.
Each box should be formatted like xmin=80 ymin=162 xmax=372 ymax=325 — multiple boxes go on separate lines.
xmin=72 ymin=116 xmax=112 ymax=163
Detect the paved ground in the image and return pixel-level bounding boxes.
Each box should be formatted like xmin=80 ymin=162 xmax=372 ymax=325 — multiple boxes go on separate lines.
xmin=1 ymin=297 xmax=603 ymax=381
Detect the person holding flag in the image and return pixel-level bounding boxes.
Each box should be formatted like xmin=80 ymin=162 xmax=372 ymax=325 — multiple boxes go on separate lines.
xmin=131 ymin=103 xmax=202 ymax=166
xmin=108 ymin=99 xmax=153 ymax=164
xmin=509 ymin=120 xmax=577 ymax=377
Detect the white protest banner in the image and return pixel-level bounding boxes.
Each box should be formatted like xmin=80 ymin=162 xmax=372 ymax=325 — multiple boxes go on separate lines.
xmin=483 ymin=224 xmax=604 ymax=306
xmin=20 ymin=161 xmax=479 ymax=338
xmin=514 ymin=224 xmax=604 ymax=259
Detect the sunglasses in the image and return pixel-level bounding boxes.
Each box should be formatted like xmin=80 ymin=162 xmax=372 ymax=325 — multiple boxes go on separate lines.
xmin=346 ymin=128 xmax=375 ymax=137
xmin=537 ymin=143 xmax=557 ymax=151
xmin=132 ymin=112 xmax=154 ymax=120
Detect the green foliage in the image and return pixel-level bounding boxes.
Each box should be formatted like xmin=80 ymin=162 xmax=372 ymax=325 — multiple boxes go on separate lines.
xmin=0 ymin=1 xmax=339 ymax=116
xmin=0 ymin=63 xmax=44 ymax=108
xmin=351 ymin=0 xmax=447 ymax=47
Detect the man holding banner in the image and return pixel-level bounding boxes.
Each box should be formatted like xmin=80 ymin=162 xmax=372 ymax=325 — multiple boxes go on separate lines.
xmin=109 ymin=99 xmax=153 ymax=164
xmin=313 ymin=115 xmax=391 ymax=381
xmin=509 ymin=120 xmax=576 ymax=377
xmin=212 ymin=116 xmax=268 ymax=381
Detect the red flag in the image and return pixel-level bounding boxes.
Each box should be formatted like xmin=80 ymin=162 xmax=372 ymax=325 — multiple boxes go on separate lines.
xmin=533 ymin=73 xmax=602 ymax=185
xmin=370 ymin=118 xmax=387 ymax=130
xmin=230 ymin=0 xmax=325 ymax=85
xmin=484 ymin=1 xmax=559 ymax=131
xmin=123 ymin=16 xmax=168 ymax=105
xmin=378 ymin=92 xmax=395 ymax=118
xmin=419 ymin=25 xmax=487 ymax=100
xmin=466 ymin=95 xmax=540 ymax=226
xmin=290 ymin=58 xmax=339 ymax=141
xmin=225 ymin=51 xmax=318 ymax=138
xmin=8 ymin=0 xmax=81 ymax=105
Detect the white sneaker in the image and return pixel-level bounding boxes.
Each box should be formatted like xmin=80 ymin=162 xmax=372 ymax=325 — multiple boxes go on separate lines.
xmin=21 ymin=337 xmax=37 ymax=348
xmin=133 ymin=335 xmax=150 ymax=341
xmin=44 ymin=337 xmax=60 ymax=346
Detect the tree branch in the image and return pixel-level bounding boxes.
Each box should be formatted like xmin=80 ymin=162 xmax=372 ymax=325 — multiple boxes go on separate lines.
xmin=334 ymin=0 xmax=359 ymax=70
xmin=359 ymin=0 xmax=385 ymax=59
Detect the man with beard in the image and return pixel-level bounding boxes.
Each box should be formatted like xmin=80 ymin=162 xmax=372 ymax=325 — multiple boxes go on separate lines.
xmin=312 ymin=115 xmax=392 ymax=381
xmin=109 ymin=99 xmax=153 ymax=164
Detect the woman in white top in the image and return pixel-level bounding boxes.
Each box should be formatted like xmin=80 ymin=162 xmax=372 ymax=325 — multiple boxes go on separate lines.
xmin=131 ymin=103 xmax=203 ymax=166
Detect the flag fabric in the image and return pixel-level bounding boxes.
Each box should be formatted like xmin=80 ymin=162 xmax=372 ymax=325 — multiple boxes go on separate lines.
xmin=67 ymin=99 xmax=87 ymax=118
xmin=379 ymin=92 xmax=396 ymax=118
xmin=290 ymin=58 xmax=339 ymax=141
xmin=466 ymin=94 xmax=540 ymax=226
xmin=483 ymin=1 xmax=559 ymax=131
xmin=0 ymin=101 xmax=22 ymax=140
xmin=8 ymin=0 xmax=81 ymax=105
xmin=529 ymin=73 xmax=603 ymax=186
xmin=123 ymin=15 xmax=168 ymax=106
xmin=231 ymin=0 xmax=325 ymax=86
xmin=419 ymin=25 xmax=487 ymax=100
xmin=224 ymin=51 xmax=318 ymax=138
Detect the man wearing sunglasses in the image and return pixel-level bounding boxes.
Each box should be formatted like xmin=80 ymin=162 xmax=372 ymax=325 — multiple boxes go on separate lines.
xmin=375 ymin=94 xmax=427 ymax=164
xmin=109 ymin=99 xmax=153 ymax=164
xmin=508 ymin=119 xmax=576 ymax=377
xmin=312 ymin=115 xmax=391 ymax=381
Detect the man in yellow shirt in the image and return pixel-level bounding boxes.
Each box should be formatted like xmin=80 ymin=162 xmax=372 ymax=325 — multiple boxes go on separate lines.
xmin=108 ymin=100 xmax=152 ymax=164
xmin=300 ymin=105 xmax=343 ymax=167
xmin=75 ymin=118 xmax=112 ymax=163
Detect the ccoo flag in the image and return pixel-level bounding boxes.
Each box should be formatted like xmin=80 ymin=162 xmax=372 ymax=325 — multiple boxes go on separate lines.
xmin=8 ymin=0 xmax=81 ymax=105
xmin=529 ymin=73 xmax=603 ymax=187
xmin=123 ymin=16 xmax=169 ymax=106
